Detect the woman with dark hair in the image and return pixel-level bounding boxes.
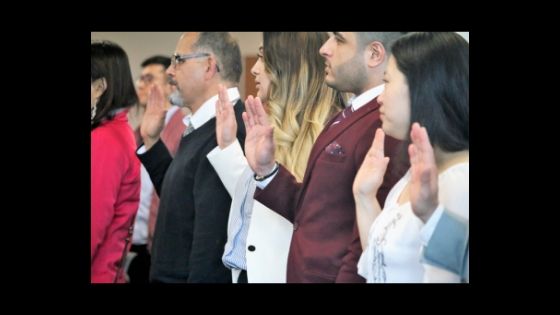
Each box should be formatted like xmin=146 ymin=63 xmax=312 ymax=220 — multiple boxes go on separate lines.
xmin=353 ymin=32 xmax=469 ymax=283
xmin=91 ymin=40 xmax=140 ymax=283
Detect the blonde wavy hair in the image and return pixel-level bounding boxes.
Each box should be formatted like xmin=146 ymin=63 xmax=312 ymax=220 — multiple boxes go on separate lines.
xmin=263 ymin=32 xmax=344 ymax=181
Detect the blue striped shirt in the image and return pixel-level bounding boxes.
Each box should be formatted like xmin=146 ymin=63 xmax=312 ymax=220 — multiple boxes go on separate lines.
xmin=222 ymin=167 xmax=256 ymax=271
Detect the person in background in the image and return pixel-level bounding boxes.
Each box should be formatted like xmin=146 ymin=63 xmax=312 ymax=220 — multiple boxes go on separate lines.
xmin=128 ymin=56 xmax=174 ymax=142
xmin=91 ymin=40 xmax=140 ymax=283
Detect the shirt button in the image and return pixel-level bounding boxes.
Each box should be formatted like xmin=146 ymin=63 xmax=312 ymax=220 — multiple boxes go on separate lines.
xmin=248 ymin=245 xmax=256 ymax=252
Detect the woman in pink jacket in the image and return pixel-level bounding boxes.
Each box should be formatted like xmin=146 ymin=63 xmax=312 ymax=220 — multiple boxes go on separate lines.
xmin=91 ymin=41 xmax=140 ymax=283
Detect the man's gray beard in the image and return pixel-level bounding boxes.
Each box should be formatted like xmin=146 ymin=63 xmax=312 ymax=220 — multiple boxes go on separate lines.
xmin=168 ymin=89 xmax=184 ymax=107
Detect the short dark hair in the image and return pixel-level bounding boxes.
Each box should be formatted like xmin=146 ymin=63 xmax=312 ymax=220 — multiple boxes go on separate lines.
xmin=91 ymin=40 xmax=138 ymax=129
xmin=141 ymin=55 xmax=171 ymax=69
xmin=192 ymin=32 xmax=242 ymax=84
xmin=356 ymin=32 xmax=408 ymax=55
xmin=392 ymin=32 xmax=469 ymax=152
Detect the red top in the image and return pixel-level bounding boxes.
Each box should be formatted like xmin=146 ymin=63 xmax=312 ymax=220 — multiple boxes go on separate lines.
xmin=91 ymin=110 xmax=140 ymax=283
xmin=147 ymin=108 xmax=186 ymax=251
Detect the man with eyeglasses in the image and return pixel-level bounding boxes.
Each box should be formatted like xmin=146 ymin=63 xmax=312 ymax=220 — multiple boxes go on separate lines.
xmin=129 ymin=56 xmax=172 ymax=139
xmin=137 ymin=32 xmax=245 ymax=283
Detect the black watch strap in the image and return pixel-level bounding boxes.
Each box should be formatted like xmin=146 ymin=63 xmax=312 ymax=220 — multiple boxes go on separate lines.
xmin=254 ymin=162 xmax=279 ymax=182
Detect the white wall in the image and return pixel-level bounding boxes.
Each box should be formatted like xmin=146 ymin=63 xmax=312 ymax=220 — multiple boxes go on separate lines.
xmin=91 ymin=32 xmax=262 ymax=97
xmin=91 ymin=32 xmax=467 ymax=97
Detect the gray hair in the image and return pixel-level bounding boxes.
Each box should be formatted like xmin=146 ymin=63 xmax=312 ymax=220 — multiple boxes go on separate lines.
xmin=193 ymin=32 xmax=242 ymax=84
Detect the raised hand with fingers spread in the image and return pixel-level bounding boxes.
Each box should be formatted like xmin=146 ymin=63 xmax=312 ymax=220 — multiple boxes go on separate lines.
xmin=242 ymin=95 xmax=276 ymax=176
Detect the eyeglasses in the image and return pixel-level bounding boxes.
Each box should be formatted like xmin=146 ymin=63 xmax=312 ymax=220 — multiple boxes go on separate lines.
xmin=137 ymin=74 xmax=155 ymax=84
xmin=171 ymin=52 xmax=220 ymax=72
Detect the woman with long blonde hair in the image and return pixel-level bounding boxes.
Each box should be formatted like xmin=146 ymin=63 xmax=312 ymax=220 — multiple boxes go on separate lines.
xmin=208 ymin=32 xmax=343 ymax=282
xmin=261 ymin=32 xmax=344 ymax=180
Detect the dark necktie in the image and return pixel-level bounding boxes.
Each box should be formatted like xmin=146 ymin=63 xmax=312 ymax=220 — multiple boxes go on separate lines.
xmin=330 ymin=106 xmax=354 ymax=128
xmin=182 ymin=117 xmax=195 ymax=137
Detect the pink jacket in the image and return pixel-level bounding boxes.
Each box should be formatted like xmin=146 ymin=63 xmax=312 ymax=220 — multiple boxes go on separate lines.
xmin=91 ymin=110 xmax=140 ymax=283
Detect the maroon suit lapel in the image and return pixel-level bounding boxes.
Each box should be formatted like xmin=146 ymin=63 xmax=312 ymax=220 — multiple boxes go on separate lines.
xmin=304 ymin=98 xmax=381 ymax=178
xmin=289 ymin=98 xmax=381 ymax=218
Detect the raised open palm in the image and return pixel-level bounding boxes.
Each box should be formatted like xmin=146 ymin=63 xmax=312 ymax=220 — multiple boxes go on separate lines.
xmin=242 ymin=95 xmax=276 ymax=176
xmin=215 ymin=84 xmax=237 ymax=149
xmin=140 ymin=84 xmax=167 ymax=149
xmin=353 ymin=128 xmax=390 ymax=197
xmin=409 ymin=123 xmax=439 ymax=223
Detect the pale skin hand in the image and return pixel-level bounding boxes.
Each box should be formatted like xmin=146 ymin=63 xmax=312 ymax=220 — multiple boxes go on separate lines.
xmin=353 ymin=128 xmax=389 ymax=249
xmin=140 ymin=84 xmax=168 ymax=150
xmin=242 ymin=95 xmax=276 ymax=176
xmin=353 ymin=128 xmax=390 ymax=197
xmin=215 ymin=84 xmax=237 ymax=149
xmin=409 ymin=122 xmax=439 ymax=224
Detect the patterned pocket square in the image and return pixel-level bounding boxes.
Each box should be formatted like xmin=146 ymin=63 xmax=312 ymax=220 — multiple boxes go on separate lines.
xmin=325 ymin=141 xmax=345 ymax=156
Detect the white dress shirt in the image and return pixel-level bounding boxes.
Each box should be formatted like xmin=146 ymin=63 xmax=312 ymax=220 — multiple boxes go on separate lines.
xmin=182 ymin=87 xmax=240 ymax=130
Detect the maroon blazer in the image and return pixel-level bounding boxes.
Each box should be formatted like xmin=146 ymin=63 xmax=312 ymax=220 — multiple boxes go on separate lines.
xmin=255 ymin=98 xmax=405 ymax=283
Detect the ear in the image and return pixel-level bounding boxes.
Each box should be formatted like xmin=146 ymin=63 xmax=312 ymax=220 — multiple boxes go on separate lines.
xmin=366 ymin=41 xmax=386 ymax=68
xmin=92 ymin=77 xmax=107 ymax=99
xmin=205 ymin=55 xmax=220 ymax=79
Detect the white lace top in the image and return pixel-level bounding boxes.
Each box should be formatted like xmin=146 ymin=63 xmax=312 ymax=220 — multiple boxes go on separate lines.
xmin=357 ymin=162 xmax=469 ymax=283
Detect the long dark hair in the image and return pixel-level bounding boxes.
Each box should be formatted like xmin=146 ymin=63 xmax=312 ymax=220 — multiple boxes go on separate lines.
xmin=392 ymin=32 xmax=469 ymax=152
xmin=91 ymin=40 xmax=138 ymax=130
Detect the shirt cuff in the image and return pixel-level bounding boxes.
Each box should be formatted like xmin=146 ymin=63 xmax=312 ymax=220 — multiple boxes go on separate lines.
xmin=206 ymin=139 xmax=242 ymax=159
xmin=420 ymin=204 xmax=445 ymax=247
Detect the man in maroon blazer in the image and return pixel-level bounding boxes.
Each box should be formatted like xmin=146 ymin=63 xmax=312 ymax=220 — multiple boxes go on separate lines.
xmin=242 ymin=32 xmax=408 ymax=283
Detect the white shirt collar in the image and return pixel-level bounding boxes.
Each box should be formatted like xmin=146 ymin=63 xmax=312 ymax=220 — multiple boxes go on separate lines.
xmin=183 ymin=87 xmax=240 ymax=130
xmin=348 ymin=84 xmax=385 ymax=111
